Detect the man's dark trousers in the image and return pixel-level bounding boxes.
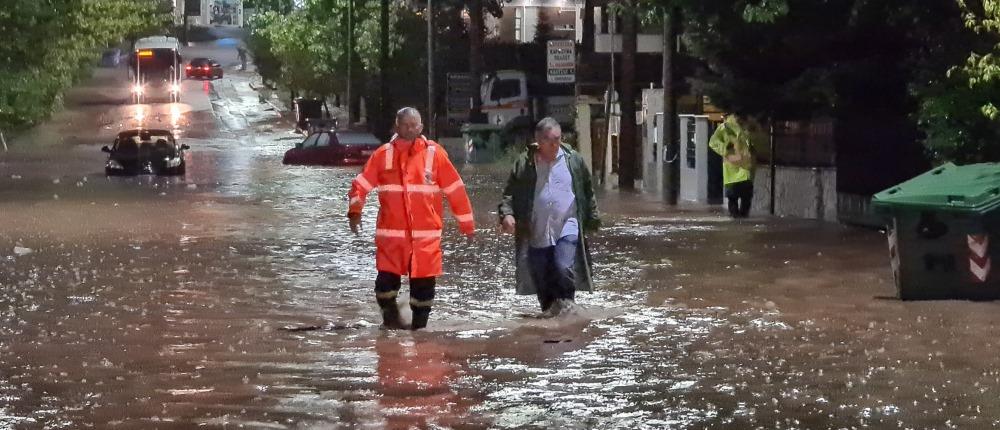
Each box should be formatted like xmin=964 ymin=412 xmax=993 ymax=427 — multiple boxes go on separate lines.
xmin=527 ymin=235 xmax=578 ymax=311
xmin=725 ymin=180 xmax=753 ymax=218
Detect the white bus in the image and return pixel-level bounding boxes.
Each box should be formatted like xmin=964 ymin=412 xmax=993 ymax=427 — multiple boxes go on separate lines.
xmin=129 ymin=36 xmax=182 ymax=103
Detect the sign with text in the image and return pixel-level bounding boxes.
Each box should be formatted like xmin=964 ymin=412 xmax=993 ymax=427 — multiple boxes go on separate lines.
xmin=547 ymin=40 xmax=575 ymax=84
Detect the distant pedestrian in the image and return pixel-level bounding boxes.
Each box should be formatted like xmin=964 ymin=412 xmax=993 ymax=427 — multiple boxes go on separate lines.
xmin=237 ymin=46 xmax=248 ymax=71
xmin=709 ymin=114 xmax=756 ymax=218
xmin=347 ymin=107 xmax=475 ymax=330
xmin=499 ymin=117 xmax=600 ymax=316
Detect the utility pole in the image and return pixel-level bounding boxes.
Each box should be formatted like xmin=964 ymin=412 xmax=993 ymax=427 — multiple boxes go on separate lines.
xmin=662 ymin=7 xmax=679 ymax=205
xmin=426 ymin=0 xmax=435 ymax=138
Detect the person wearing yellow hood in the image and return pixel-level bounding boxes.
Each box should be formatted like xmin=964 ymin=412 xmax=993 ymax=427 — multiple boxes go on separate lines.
xmin=709 ymin=114 xmax=756 ymax=218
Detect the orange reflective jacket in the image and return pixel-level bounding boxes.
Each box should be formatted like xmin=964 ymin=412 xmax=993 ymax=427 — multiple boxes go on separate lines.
xmin=348 ymin=136 xmax=475 ymax=278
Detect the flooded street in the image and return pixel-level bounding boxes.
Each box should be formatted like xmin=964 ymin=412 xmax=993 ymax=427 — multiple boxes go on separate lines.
xmin=6 ymin=46 xmax=1000 ymax=430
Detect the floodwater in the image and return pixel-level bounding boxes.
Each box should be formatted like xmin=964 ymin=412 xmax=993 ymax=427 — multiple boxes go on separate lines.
xmin=4 ymin=48 xmax=1000 ymax=430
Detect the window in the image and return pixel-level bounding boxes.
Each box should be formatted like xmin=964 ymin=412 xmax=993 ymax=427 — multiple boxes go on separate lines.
xmin=491 ymin=79 xmax=521 ymax=101
xmin=514 ymin=8 xmax=523 ymax=41
xmin=300 ymin=133 xmax=320 ymax=149
xmin=315 ymin=133 xmax=331 ymax=147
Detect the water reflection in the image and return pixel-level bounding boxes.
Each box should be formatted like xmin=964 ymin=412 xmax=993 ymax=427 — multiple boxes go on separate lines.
xmin=376 ymin=335 xmax=473 ymax=428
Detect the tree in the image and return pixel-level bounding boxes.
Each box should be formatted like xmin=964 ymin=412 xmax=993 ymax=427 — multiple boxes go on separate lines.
xmin=467 ymin=0 xmax=503 ymax=121
xmin=917 ymin=0 xmax=1000 ymax=163
xmin=0 ymin=0 xmax=169 ymax=130
xmin=534 ymin=9 xmax=554 ymax=44
xmin=248 ymin=0 xmax=385 ymax=99
xmin=618 ymin=1 xmax=638 ymax=190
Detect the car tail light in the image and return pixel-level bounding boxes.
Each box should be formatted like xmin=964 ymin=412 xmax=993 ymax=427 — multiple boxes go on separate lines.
xmin=185 ymin=65 xmax=192 ymax=70
xmin=203 ymin=66 xmax=210 ymax=71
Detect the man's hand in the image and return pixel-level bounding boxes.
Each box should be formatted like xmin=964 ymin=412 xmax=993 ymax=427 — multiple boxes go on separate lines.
xmin=348 ymin=213 xmax=362 ymax=235
xmin=501 ymin=215 xmax=516 ymax=235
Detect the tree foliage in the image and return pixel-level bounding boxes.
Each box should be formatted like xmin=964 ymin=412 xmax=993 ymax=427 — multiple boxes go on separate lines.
xmin=0 ymin=0 xmax=170 ymax=129
xmin=918 ymin=0 xmax=1000 ymax=163
xmin=677 ymin=1 xmax=969 ymax=120
xmin=636 ymin=0 xmax=987 ymax=163
xmin=247 ymin=0 xmax=400 ymax=98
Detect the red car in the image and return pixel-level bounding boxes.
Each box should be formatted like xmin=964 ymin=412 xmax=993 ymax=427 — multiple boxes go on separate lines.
xmin=283 ymin=130 xmax=382 ymax=166
xmin=185 ymin=57 xmax=223 ymax=79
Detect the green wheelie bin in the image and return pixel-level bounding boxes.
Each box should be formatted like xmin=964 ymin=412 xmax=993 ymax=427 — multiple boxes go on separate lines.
xmin=461 ymin=123 xmax=504 ymax=163
xmin=872 ymin=162 xmax=1000 ymax=300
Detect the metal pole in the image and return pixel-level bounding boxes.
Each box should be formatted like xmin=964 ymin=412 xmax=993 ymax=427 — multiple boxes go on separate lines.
xmin=769 ymin=119 xmax=776 ymax=215
xmin=1 ymin=131 xmax=8 ymax=152
xmin=427 ymin=0 xmax=435 ymax=138
xmin=605 ymin=12 xmax=615 ymax=187
xmin=180 ymin=0 xmax=187 ymax=45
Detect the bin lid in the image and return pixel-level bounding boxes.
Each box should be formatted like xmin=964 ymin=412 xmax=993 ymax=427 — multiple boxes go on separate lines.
xmin=872 ymin=162 xmax=1000 ymax=213
xmin=460 ymin=123 xmax=503 ymax=132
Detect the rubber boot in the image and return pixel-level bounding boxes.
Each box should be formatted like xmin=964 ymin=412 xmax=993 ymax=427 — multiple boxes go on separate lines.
xmin=410 ymin=307 xmax=431 ymax=330
xmin=378 ymin=299 xmax=406 ymax=330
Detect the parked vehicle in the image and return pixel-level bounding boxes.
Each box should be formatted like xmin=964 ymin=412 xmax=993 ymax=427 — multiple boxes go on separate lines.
xmin=479 ymin=69 xmax=574 ymax=128
xmin=293 ymin=97 xmax=328 ymax=133
xmin=100 ymin=48 xmax=122 ymax=67
xmin=186 ymin=57 xmax=224 ymax=80
xmin=282 ymin=130 xmax=381 ymax=166
xmin=102 ymin=129 xmax=189 ymax=176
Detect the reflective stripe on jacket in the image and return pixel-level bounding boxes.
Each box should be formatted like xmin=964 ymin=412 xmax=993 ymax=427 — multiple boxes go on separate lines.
xmin=348 ymin=136 xmax=475 ymax=277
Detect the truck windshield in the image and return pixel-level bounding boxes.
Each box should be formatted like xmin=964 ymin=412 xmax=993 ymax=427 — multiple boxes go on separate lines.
xmin=491 ymin=79 xmax=520 ymax=101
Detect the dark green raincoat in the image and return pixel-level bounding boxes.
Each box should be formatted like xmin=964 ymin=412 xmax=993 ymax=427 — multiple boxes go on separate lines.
xmin=498 ymin=144 xmax=600 ymax=295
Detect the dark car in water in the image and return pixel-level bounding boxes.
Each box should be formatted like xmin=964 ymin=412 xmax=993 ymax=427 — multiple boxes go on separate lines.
xmin=282 ymin=130 xmax=382 ymax=166
xmin=102 ymin=129 xmax=189 ymax=176
xmin=185 ymin=57 xmax=224 ymax=80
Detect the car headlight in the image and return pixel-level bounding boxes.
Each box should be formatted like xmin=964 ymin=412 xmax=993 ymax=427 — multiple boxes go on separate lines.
xmin=132 ymin=84 xmax=144 ymax=95
xmin=107 ymin=159 xmax=123 ymax=169
xmin=163 ymin=157 xmax=182 ymax=168
xmin=170 ymin=84 xmax=181 ymax=93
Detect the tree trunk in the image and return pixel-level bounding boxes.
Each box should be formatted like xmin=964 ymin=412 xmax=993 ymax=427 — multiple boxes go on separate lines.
xmin=582 ymin=0 xmax=594 ymax=53
xmin=469 ymin=0 xmax=484 ymax=120
xmin=379 ymin=0 xmax=390 ymax=138
xmin=662 ymin=8 xmax=679 ymax=204
xmin=618 ymin=5 xmax=637 ymax=191
xmin=346 ymin=0 xmax=354 ymax=127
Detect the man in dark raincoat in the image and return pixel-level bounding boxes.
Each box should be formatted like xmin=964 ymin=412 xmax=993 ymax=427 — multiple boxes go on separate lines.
xmin=498 ymin=117 xmax=600 ymax=315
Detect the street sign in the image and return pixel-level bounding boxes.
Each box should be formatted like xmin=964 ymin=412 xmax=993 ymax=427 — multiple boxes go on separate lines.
xmin=446 ymin=72 xmax=473 ymax=124
xmin=547 ymin=40 xmax=575 ymax=84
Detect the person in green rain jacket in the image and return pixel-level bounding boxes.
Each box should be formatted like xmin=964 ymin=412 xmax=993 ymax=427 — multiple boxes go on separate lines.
xmin=498 ymin=118 xmax=600 ymax=316
xmin=709 ymin=114 xmax=756 ymax=218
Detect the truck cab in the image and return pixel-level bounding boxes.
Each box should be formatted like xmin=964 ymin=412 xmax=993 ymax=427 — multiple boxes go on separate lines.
xmin=480 ymin=70 xmax=574 ymax=128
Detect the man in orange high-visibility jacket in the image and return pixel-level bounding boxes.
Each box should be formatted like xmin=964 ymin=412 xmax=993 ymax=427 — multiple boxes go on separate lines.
xmin=347 ymin=107 xmax=475 ymax=330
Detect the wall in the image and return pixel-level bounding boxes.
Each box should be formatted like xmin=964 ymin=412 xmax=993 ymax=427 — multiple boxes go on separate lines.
xmin=752 ymin=166 xmax=838 ymax=221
